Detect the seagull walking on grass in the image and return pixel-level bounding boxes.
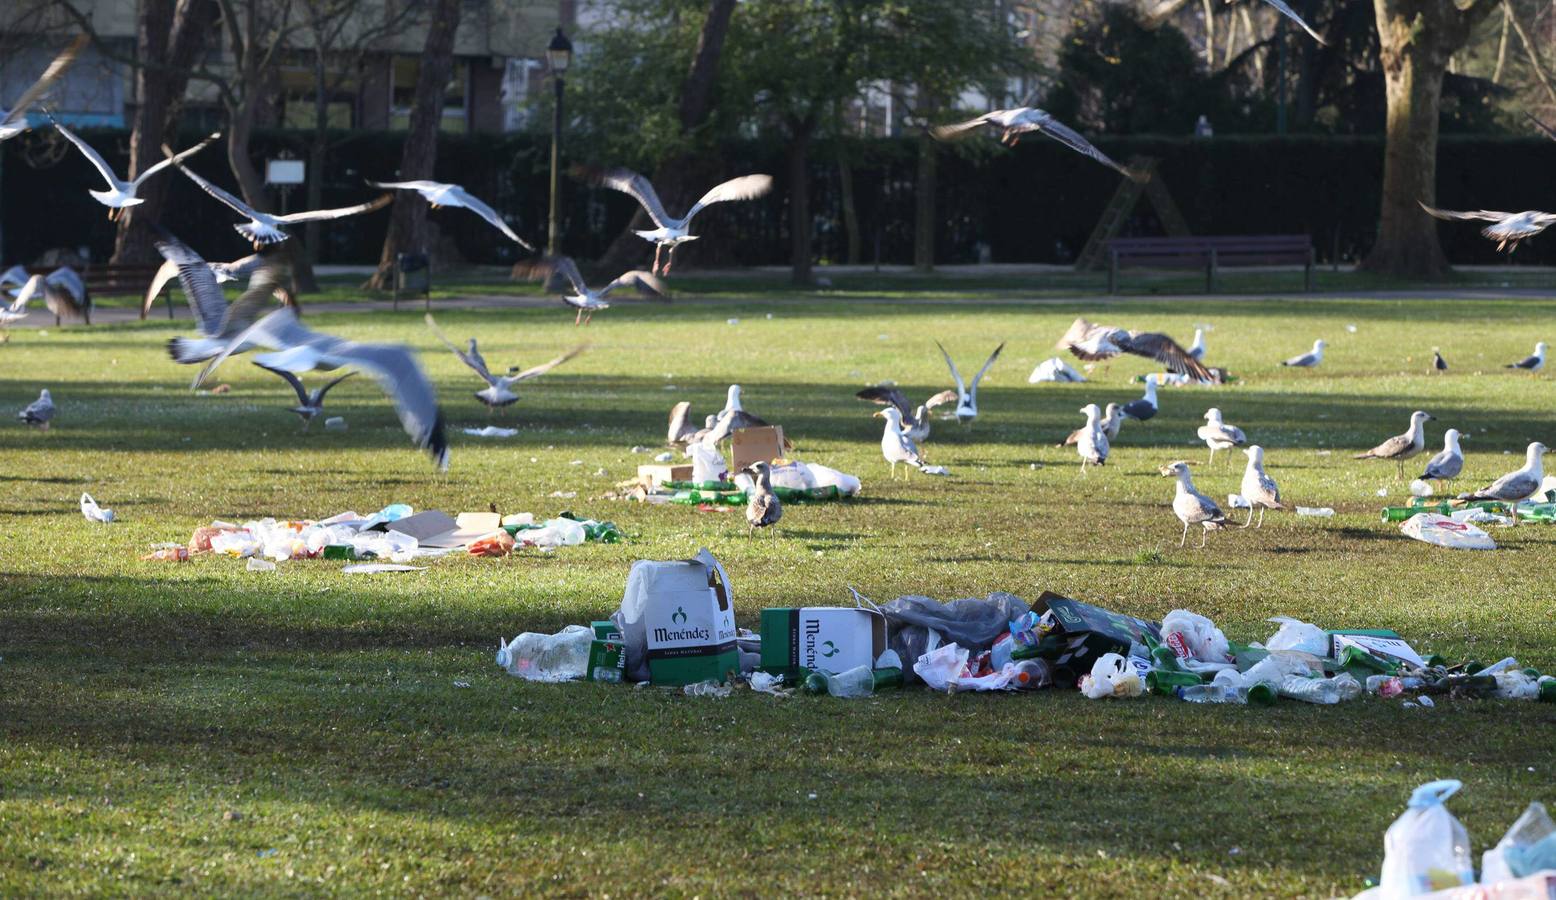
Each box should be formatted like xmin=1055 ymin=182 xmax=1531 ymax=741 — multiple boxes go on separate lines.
xmin=368 ymin=179 xmax=536 ymax=251
xmin=1197 ymin=407 xmax=1247 ymax=466
xmin=538 ymin=255 xmax=668 ymax=325
xmin=1075 ymin=404 xmax=1109 ymax=474
xmin=1057 ymin=318 xmax=1211 ymax=381
xmin=1059 ymin=401 xmax=1121 ymax=447
xmin=254 ymin=363 xmax=355 ymax=430
xmin=1161 ymin=461 xmax=1227 ymax=548
xmin=856 ymin=384 xmax=957 ymax=443
xmin=932 ymin=108 xmax=1145 ymax=182
xmin=1459 ymin=442 xmax=1547 ymax=525
xmin=54 ymin=123 xmax=218 ymax=219
xmin=1281 ymin=339 xmax=1325 ymax=367
xmin=1506 ymin=342 xmax=1546 ymax=375
xmin=1239 ymin=445 xmax=1284 ymax=527
xmin=1420 ymin=428 xmax=1465 ymax=489
xmin=174 ymin=160 xmax=391 ymax=247
xmin=0 ymin=35 xmax=88 ymax=142
xmin=592 ymin=168 xmax=773 ymax=276
xmin=1355 ymin=410 xmax=1433 ymax=479
xmin=424 ymin=314 xmax=584 ymax=411
xmin=16 ymin=389 xmax=55 ymax=429
xmin=1419 ymin=202 xmax=1556 ymax=253
xmin=741 ymin=461 xmax=782 ymax=536
xmin=876 ymin=407 xmax=926 ymax=479
xmin=1120 ymin=374 xmax=1160 ymax=422
xmin=936 ymin=341 xmax=1004 ymax=424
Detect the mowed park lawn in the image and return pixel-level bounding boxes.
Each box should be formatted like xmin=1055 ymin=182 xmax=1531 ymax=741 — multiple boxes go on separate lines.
xmin=4 ymin=280 xmax=1556 ymax=897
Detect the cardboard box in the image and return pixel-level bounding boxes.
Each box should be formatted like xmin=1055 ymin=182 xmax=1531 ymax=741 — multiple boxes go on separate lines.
xmin=730 ymin=425 xmax=785 ymax=470
xmin=592 ymin=620 xmax=623 ymax=641
xmin=638 ymin=464 xmax=693 ymax=488
xmin=1028 ymin=591 xmax=1162 ymax=686
xmin=1328 ymin=630 xmax=1425 ymax=668
xmin=387 ymin=510 xmax=502 ymax=549
xmin=759 ymin=606 xmax=887 ymax=679
xmin=587 ymin=640 xmax=626 ymax=683
xmin=632 ymin=549 xmax=738 ymax=685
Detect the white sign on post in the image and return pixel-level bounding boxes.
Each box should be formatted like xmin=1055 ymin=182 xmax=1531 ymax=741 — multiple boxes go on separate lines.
xmin=266 ymin=159 xmax=305 ymax=185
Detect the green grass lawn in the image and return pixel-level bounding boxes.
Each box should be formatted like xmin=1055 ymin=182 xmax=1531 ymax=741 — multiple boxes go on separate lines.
xmin=4 ymin=287 xmax=1556 ymax=896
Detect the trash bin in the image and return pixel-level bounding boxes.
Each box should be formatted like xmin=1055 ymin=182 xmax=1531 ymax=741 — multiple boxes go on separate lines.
xmin=393 ymin=252 xmax=430 ymax=309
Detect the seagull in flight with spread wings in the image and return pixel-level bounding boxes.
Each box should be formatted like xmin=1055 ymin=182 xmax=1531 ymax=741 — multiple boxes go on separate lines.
xmin=593 ymin=168 xmax=773 ymax=275
xmin=1058 ymin=317 xmax=1212 ymax=381
xmin=54 ymin=123 xmax=218 ymax=219
xmin=1420 ymin=201 xmax=1556 ymax=253
xmin=424 ymin=314 xmax=586 ymax=410
xmin=537 ymin=255 xmax=668 ymax=325
xmin=173 ymin=158 xmax=391 ymax=247
xmin=933 ymin=107 xmax=1145 ymax=182
xmin=368 ymin=179 xmax=536 ymax=252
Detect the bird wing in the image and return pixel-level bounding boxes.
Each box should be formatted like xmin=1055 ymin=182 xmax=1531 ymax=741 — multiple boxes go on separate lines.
xmin=930 ymin=113 xmax=998 ymax=141
xmin=272 ymin=193 xmax=392 ymax=224
xmin=366 ymin=179 xmax=444 ymax=192
xmin=668 ymin=401 xmax=696 ymax=444
xmin=1422 ymin=449 xmax=1458 ymax=479
xmin=1418 ymin=201 xmax=1509 ymax=224
xmin=684 ymin=174 xmax=773 ymax=223
xmin=142 ymin=259 xmax=181 ymax=316
xmin=934 ymin=341 xmax=966 ymax=394
xmin=314 ymin=369 xmax=357 ymax=402
xmin=1283 ymin=351 xmax=1316 ymax=366
xmin=508 ymin=345 xmax=587 ymax=383
xmin=1478 ymin=470 xmax=1538 ymax=500
xmin=747 ymin=491 xmax=779 ymax=524
xmin=1056 ymin=317 xmax=1123 ymax=360
xmin=601 ymin=270 xmax=668 ymax=300
xmin=967 ymin=342 xmax=1005 ymax=402
xmin=253 ymin=361 xmax=310 ymax=405
xmin=45 ymin=266 xmax=85 ymax=299
xmin=597 ymin=168 xmax=673 ymax=228
xmin=0 ymin=265 xmax=27 ymax=288
xmin=2 ymin=35 xmax=89 ymax=128
xmin=540 ymin=256 xmax=589 ymax=295
xmin=11 ymin=274 xmax=43 ymax=310
xmin=1199 ymin=422 xmax=1244 ymax=444
xmin=53 ymin=121 xmax=122 ymax=188
xmin=220 ymin=252 xmax=268 ymax=281
xmin=1120 ymin=331 xmax=1213 ymax=380
xmin=1016 ymin=111 xmax=1142 ymax=181
xmin=134 ymin=131 xmax=219 ymax=185
xmin=151 ymin=230 xmax=228 ymax=334
xmin=422 ymin=313 xmax=495 ymax=384
xmin=854 ymin=385 xmax=912 ymax=417
xmin=175 ymin=162 xmax=262 ymax=218
xmin=446 ymin=185 xmax=535 ymax=251
xmin=322 ymin=339 xmax=448 ymax=469
xmin=1359 ymin=433 xmax=1411 ymax=460
xmin=216 ymin=262 xmax=288 ymax=337
xmin=1257 ymin=0 xmax=1326 ymax=43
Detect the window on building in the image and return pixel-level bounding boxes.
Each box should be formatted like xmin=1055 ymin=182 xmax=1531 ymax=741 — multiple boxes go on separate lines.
xmin=279 ymin=52 xmax=359 ymax=129
xmin=389 ymin=55 xmax=468 ymax=132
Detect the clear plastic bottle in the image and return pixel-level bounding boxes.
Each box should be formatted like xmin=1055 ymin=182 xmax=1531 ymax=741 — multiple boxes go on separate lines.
xmin=1178 ymin=670 xmax=1248 ymax=704
xmin=495 ymin=626 xmax=592 ymax=682
xmin=1012 ymin=659 xmax=1051 ymax=689
xmin=1278 ymin=675 xmax=1344 ymax=704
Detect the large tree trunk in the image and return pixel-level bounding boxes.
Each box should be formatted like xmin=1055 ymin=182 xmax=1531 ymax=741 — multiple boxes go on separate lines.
xmin=1361 ymin=0 xmax=1495 ymax=277
xmin=786 ymin=123 xmax=813 ymax=285
xmin=913 ymin=125 xmax=936 ymax=273
xmin=112 ymin=0 xmax=219 ymax=266
xmin=367 ymin=0 xmax=463 ymax=289
xmin=838 ymin=146 xmax=860 ymax=265
xmin=595 ymin=0 xmax=737 ymax=273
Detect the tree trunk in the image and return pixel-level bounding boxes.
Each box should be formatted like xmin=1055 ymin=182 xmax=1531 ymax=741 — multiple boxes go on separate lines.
xmin=367 ymin=0 xmax=463 ymax=290
xmin=787 ymin=124 xmax=813 ymax=285
xmin=112 ymin=0 xmax=219 ymax=266
xmin=838 ymin=146 xmax=860 ymax=265
xmin=913 ymin=125 xmax=936 ymax=273
xmin=1361 ymin=0 xmax=1495 ymax=277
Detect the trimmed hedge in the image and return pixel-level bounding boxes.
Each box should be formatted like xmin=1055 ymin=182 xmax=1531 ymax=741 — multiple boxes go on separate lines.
xmin=4 ymin=129 xmax=1555 ymax=267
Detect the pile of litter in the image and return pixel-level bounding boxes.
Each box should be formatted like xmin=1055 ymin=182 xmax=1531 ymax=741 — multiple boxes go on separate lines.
xmin=142 ymin=504 xmax=621 ymax=567
xmin=1383 ymin=495 xmax=1556 ymax=551
xmin=496 ymin=549 xmax=1556 ymax=710
xmin=621 ymin=432 xmax=861 ymax=506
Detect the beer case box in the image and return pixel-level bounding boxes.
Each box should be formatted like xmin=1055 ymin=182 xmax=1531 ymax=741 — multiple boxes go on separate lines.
xmin=1328 ymin=629 xmax=1425 ymax=667
xmin=730 ymin=425 xmax=785 ymax=470
xmin=592 ymin=620 xmax=623 ymax=641
xmin=634 ymin=549 xmax=738 ymax=686
xmin=587 ymin=640 xmax=626 ymax=683
xmin=638 ymin=464 xmax=693 ymax=488
xmin=1029 ymin=591 xmax=1162 ymax=684
xmin=759 ymin=606 xmax=887 ymax=679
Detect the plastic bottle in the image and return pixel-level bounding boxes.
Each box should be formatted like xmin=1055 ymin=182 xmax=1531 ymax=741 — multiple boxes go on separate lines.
xmin=802 ymin=666 xmax=901 ymax=697
xmin=1177 ymin=669 xmax=1248 ymax=704
xmin=1012 ymin=659 xmax=1051 ymax=689
xmin=1277 ymin=673 xmax=1362 ymax=704
xmin=495 ymin=626 xmax=592 ymax=681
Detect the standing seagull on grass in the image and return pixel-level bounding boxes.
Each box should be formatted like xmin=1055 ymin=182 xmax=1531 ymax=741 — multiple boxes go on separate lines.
xmin=1431 ymin=348 xmax=1448 ymax=374
xmin=1281 ymin=339 xmax=1325 ymax=368
xmin=11 ymin=267 xmax=90 ymax=325
xmin=16 ymin=389 xmax=55 ymax=429
xmin=856 ymin=384 xmax=958 ymax=443
xmin=253 ymin=363 xmax=355 ymax=430
xmin=875 ymin=407 xmax=926 ymax=479
xmin=1420 ymin=428 xmax=1465 ymax=490
xmin=932 ymin=108 xmax=1145 ymax=182
xmin=1057 ymin=318 xmax=1211 ymax=381
xmin=1188 ymin=328 xmax=1207 ymax=361
xmin=537 ymin=255 xmax=668 ymax=325
xmin=936 ymin=341 xmax=1005 ymax=424
xmin=424 ymin=314 xmax=585 ymax=411
xmin=1120 ymin=374 xmax=1160 ymax=422
xmin=1075 ymin=404 xmax=1109 ymax=474
xmin=1459 ymin=442 xmax=1547 ymax=525
xmin=1419 ymin=202 xmax=1556 ymax=253
xmin=1239 ymin=446 xmax=1284 ymax=528
xmin=173 ymin=160 xmax=391 ymax=247
xmin=1059 ymin=401 xmax=1122 ymax=447
xmin=1506 ymin=342 xmax=1546 ymax=375
xmin=54 ymin=123 xmax=218 ymax=219
xmin=592 ymin=168 xmax=773 ymax=276
xmin=0 ymin=35 xmax=88 ymax=142
xmin=1161 ymin=461 xmax=1227 ymax=548
xmin=1355 ymin=410 xmax=1433 ymax=478
xmin=740 ymin=461 xmax=783 ymax=536
xmin=368 ymin=179 xmax=536 ymax=251
xmin=1197 ymin=408 xmax=1247 ymax=466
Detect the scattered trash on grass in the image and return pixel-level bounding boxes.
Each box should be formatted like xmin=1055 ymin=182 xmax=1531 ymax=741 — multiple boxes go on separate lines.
xmin=341 ymin=563 xmax=425 ymax=574
xmin=1401 ymin=514 xmax=1496 ymax=550
xmin=463 ymin=426 xmax=518 ymax=438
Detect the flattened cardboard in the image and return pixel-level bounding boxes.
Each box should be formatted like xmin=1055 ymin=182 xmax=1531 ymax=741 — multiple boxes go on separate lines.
xmin=730 ymin=425 xmax=785 ymax=470
xmin=387 ymin=510 xmax=502 ymax=549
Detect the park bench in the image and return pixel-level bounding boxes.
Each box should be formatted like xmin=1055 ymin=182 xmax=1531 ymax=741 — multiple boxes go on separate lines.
xmin=1105 ymin=235 xmax=1315 ymax=294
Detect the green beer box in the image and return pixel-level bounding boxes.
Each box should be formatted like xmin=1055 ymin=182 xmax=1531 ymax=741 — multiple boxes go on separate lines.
xmin=1029 ymin=591 xmax=1162 ymax=686
xmin=759 ymin=606 xmax=887 ymax=680
xmin=588 ymin=640 xmax=626 ymax=683
xmin=634 ymin=548 xmax=739 ymax=686
xmin=592 ymin=620 xmax=623 ymax=641
xmin=1328 ymin=629 xmax=1425 ymax=668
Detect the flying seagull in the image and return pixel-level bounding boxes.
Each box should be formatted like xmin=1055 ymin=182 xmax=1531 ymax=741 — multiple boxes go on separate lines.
xmin=592 ymin=168 xmax=773 ymax=275
xmin=1060 ymin=401 xmax=1122 ymax=448
xmin=1075 ymin=403 xmax=1109 ymax=474
xmin=740 ymin=461 xmax=783 ymax=536
xmin=855 ymin=384 xmax=958 ymax=443
xmin=1057 ymin=318 xmax=1212 ymax=381
xmin=54 ymin=123 xmax=218 ymax=219
xmin=424 ymin=314 xmax=585 ymax=410
xmin=1459 ymin=442 xmax=1547 ymax=525
xmin=1431 ymin=348 xmax=1447 ymax=374
xmin=1120 ymin=374 xmax=1160 ymax=422
xmin=538 ymin=255 xmax=668 ymax=325
xmin=1355 ymin=410 xmax=1433 ymax=478
xmin=16 ymin=389 xmax=55 ymax=429
xmin=253 ymin=362 xmax=355 ymax=430
xmin=193 ymin=307 xmax=449 ymax=469
xmin=1239 ymin=445 xmax=1284 ymax=528
xmin=1419 ymin=201 xmax=1556 ymax=253
xmin=174 ymin=159 xmax=391 ymax=247
xmin=936 ymin=341 xmax=1004 ymax=424
xmin=0 ymin=35 xmax=88 ymax=142
xmin=1420 ymin=428 xmax=1465 ymax=489
xmin=143 ymin=248 xmax=270 ymax=320
xmin=1161 ymin=461 xmax=1227 ymax=548
xmin=1238 ymin=0 xmax=1326 ymax=45
xmin=11 ymin=267 xmax=90 ymax=325
xmin=875 ymin=407 xmax=927 ymax=479
xmin=158 ymin=232 xmax=292 ymax=364
xmin=1506 ymin=341 xmax=1546 ymax=375
xmin=1281 ymin=339 xmax=1325 ymax=368
xmin=368 ymin=179 xmax=536 ymax=252
xmin=932 ymin=108 xmax=1145 ymax=182
xmin=1197 ymin=407 xmax=1247 ymax=466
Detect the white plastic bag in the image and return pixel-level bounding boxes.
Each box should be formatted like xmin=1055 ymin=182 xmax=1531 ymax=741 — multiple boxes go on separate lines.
xmin=1379 ymin=780 xmax=1474 ymax=899
xmin=689 ymin=441 xmax=726 ymax=483
xmin=912 ymin=643 xmax=1020 ymax=692
xmin=1027 ymin=357 xmax=1086 ymax=383
xmin=1401 ymin=513 xmax=1496 ymax=551
xmin=1482 ymin=802 xmax=1556 ymax=884
xmin=79 ymin=493 xmax=115 ymax=523
xmin=1079 ymin=653 xmax=1144 ymax=700
xmin=1162 ymin=609 xmax=1234 ymax=666
xmin=1266 ymin=616 xmax=1330 ymax=655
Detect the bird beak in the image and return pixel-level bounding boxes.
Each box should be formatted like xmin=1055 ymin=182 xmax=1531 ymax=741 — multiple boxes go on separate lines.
xmin=872 ymin=410 xmax=884 ymax=418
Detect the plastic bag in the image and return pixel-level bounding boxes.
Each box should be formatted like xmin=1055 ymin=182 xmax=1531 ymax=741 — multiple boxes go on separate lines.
xmin=912 ymin=642 xmax=1021 ymax=692
xmin=80 ymin=493 xmax=114 ymax=523
xmin=1482 ymin=802 xmax=1556 ymax=884
xmin=883 ymin=593 xmax=1029 ymax=683
xmin=520 ymin=518 xmax=586 ymax=548
xmin=1401 ymin=513 xmax=1496 ymax=551
xmin=1266 ymin=616 xmax=1330 ymax=656
xmin=1079 ymin=653 xmax=1145 ymax=700
xmin=1379 ymin=780 xmax=1474 ymax=899
xmin=689 ymin=441 xmax=726 ymax=483
xmin=1027 ymin=356 xmax=1086 ymax=383
xmin=1161 ymin=609 xmax=1234 ymax=665
xmin=495 ymin=625 xmax=592 ymax=682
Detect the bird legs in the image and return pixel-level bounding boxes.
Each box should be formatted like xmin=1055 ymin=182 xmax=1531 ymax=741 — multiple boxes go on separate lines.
xmin=1241 ymin=506 xmax=1266 ymax=529
xmin=1179 ymin=522 xmax=1189 ymax=547
xmin=575 ymin=308 xmax=593 ymax=326
xmin=1199 ymin=527 xmax=1210 ymax=548
xmin=662 ymin=245 xmax=678 ymax=276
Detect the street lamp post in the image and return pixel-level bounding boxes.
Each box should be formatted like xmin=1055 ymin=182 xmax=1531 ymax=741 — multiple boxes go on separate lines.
xmin=546 ymin=27 xmax=573 ymax=257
